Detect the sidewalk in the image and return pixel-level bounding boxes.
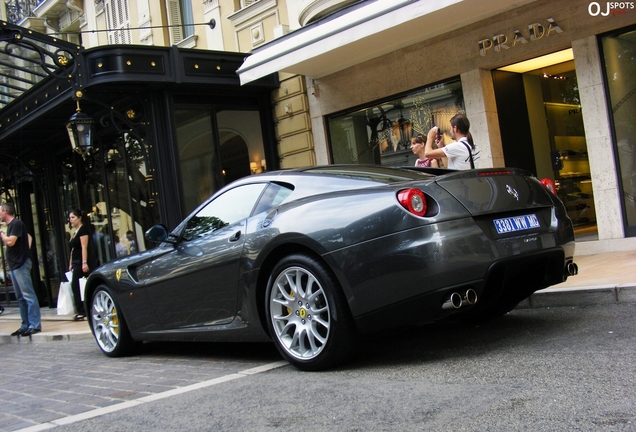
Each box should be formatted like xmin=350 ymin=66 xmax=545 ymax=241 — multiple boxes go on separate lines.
xmin=0 ymin=307 xmax=93 ymax=344
xmin=1 ymin=251 xmax=635 ymax=344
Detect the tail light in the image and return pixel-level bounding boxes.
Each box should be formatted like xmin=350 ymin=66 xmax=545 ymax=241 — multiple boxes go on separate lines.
xmin=540 ymin=178 xmax=557 ymax=195
xmin=397 ymin=188 xmax=427 ymax=216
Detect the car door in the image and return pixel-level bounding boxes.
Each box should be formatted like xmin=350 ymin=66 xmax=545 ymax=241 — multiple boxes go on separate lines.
xmin=144 ymin=183 xmax=268 ymax=329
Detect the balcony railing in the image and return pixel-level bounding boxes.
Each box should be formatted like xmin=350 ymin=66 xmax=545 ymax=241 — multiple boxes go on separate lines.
xmin=5 ymin=0 xmax=45 ymax=24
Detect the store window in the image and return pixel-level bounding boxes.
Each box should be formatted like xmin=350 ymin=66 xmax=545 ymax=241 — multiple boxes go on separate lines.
xmin=59 ymin=129 xmax=160 ymax=270
xmin=102 ymin=134 xmax=159 ymax=257
xmin=601 ymin=26 xmax=636 ymax=237
xmin=495 ymin=49 xmax=597 ymax=241
xmin=175 ymin=107 xmax=266 ymax=215
xmin=327 ymin=79 xmax=464 ymax=167
xmin=541 ymin=65 xmax=595 ymax=234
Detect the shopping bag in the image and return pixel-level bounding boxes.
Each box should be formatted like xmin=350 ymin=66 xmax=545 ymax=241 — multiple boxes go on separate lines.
xmin=79 ymin=277 xmax=87 ymax=302
xmin=57 ymin=281 xmax=76 ymax=315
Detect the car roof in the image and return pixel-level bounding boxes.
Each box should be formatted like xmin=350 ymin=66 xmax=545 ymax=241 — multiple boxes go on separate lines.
xmin=233 ymin=164 xmax=435 ymax=186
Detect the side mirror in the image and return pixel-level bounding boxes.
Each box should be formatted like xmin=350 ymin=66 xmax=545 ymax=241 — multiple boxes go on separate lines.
xmin=145 ymin=224 xmax=171 ymax=243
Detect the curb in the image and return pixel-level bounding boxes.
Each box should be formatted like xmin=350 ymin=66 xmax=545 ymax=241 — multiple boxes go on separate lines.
xmin=0 ymin=331 xmax=94 ymax=345
xmin=517 ymin=284 xmax=636 ymax=309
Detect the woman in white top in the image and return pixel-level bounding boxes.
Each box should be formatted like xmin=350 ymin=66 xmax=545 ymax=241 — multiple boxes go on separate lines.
xmin=424 ymin=114 xmax=479 ymax=170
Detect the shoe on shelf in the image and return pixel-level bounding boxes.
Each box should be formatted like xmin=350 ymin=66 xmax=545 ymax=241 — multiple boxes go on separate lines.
xmin=22 ymin=328 xmax=41 ymax=337
xmin=11 ymin=328 xmax=27 ymax=336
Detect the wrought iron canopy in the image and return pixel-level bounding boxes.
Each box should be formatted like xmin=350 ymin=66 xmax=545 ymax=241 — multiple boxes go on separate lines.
xmin=0 ymin=21 xmax=82 ymax=107
xmin=0 ymin=22 xmax=279 ymax=165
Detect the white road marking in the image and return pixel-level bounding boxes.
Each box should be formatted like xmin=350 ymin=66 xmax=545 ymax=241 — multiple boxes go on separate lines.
xmin=18 ymin=360 xmax=288 ymax=431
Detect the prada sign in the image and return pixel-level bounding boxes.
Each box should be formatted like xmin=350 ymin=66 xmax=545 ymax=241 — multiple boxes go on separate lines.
xmin=479 ymin=18 xmax=564 ymax=56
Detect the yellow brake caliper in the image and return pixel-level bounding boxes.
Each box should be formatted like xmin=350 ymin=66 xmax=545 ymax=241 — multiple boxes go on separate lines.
xmin=111 ymin=307 xmax=119 ymax=335
xmin=286 ymin=290 xmax=294 ymax=315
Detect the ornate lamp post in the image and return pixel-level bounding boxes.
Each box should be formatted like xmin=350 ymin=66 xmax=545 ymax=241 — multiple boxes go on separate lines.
xmin=65 ymin=91 xmax=95 ymax=158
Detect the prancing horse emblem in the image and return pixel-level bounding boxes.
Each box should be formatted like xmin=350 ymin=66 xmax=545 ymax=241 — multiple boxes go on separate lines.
xmin=506 ymin=185 xmax=520 ymax=201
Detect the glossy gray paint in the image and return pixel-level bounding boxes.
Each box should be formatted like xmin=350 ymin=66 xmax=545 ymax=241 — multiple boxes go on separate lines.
xmin=85 ymin=166 xmax=575 ymax=343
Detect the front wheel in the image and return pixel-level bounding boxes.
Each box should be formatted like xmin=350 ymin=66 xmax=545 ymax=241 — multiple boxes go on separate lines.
xmin=266 ymin=254 xmax=356 ymax=371
xmin=90 ymin=285 xmax=137 ymax=357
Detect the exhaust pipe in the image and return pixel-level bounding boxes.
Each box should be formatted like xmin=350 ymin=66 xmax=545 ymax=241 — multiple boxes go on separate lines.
xmin=442 ymin=289 xmax=478 ymax=310
xmin=566 ymin=262 xmax=578 ymax=277
xmin=462 ymin=288 xmax=478 ymax=306
xmin=442 ymin=292 xmax=463 ymax=310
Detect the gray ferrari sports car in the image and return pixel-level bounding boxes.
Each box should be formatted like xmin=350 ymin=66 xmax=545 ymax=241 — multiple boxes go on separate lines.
xmin=85 ymin=165 xmax=577 ymax=370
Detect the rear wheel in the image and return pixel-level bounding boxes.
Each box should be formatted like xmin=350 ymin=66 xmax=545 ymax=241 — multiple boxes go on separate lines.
xmin=90 ymin=285 xmax=137 ymax=357
xmin=266 ymin=254 xmax=356 ymax=371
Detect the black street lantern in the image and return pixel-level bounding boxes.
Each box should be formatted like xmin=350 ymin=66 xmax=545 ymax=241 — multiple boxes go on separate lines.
xmin=66 ymin=95 xmax=95 ymax=158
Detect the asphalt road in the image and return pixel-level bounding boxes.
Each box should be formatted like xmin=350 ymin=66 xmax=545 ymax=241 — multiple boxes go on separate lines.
xmin=2 ymin=303 xmax=635 ymax=431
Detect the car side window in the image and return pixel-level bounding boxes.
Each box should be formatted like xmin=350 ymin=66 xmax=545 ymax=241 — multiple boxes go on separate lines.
xmin=252 ymin=182 xmax=294 ymax=215
xmin=182 ymin=183 xmax=267 ymax=242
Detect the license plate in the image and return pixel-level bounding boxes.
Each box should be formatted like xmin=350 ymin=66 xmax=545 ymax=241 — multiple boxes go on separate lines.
xmin=493 ymin=214 xmax=540 ymax=234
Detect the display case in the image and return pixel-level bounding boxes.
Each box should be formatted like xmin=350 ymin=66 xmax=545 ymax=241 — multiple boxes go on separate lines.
xmin=553 ymin=136 xmax=596 ymax=227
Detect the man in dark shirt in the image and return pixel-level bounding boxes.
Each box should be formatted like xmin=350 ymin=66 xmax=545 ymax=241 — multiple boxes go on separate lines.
xmin=0 ymin=202 xmax=41 ymax=336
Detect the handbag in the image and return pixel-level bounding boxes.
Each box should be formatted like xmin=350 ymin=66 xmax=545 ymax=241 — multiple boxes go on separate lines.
xmin=79 ymin=277 xmax=87 ymax=301
xmin=57 ymin=281 xmax=76 ymax=315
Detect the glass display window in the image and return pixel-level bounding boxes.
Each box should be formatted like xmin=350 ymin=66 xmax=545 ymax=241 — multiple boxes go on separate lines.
xmin=327 ymin=79 xmax=464 ymax=167
xmin=601 ymin=25 xmax=636 ymax=237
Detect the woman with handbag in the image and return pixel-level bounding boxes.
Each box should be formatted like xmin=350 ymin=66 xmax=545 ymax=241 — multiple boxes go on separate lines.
xmin=68 ymin=209 xmax=95 ymax=321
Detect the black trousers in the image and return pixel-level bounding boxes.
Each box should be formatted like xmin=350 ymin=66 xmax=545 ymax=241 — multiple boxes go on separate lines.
xmin=71 ymin=261 xmax=86 ymax=315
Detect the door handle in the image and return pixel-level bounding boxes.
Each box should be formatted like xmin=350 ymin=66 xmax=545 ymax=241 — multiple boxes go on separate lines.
xmin=229 ymin=230 xmax=241 ymax=242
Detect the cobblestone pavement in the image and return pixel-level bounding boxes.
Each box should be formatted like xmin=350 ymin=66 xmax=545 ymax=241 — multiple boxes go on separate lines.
xmin=0 ymin=339 xmax=282 ymax=431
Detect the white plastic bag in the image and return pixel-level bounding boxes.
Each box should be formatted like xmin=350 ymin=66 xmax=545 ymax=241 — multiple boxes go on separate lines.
xmin=79 ymin=277 xmax=87 ymax=301
xmin=57 ymin=281 xmax=76 ymax=315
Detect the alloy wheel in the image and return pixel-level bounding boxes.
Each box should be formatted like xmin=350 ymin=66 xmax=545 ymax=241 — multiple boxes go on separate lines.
xmin=91 ymin=289 xmax=121 ymax=353
xmin=269 ymin=266 xmax=331 ymax=360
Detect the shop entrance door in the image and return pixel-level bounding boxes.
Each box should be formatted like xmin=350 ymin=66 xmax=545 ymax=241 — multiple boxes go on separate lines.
xmin=494 ymin=49 xmax=597 ymax=241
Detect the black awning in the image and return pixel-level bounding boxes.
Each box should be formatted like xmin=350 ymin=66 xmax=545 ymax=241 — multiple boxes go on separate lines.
xmin=0 ymin=23 xmax=278 ymax=162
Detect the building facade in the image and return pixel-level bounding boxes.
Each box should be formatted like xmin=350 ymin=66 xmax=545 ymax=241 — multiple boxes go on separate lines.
xmin=238 ymin=0 xmax=636 ymax=255
xmin=0 ymin=0 xmax=286 ymax=306
xmin=0 ymin=0 xmax=634 ymax=307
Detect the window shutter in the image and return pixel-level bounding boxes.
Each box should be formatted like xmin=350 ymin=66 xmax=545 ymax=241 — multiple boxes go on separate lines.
xmin=105 ymin=0 xmax=132 ymax=45
xmin=168 ymin=0 xmax=183 ymax=44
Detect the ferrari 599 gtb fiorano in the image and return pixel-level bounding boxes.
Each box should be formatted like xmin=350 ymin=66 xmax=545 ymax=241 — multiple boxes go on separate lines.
xmin=84 ymin=165 xmax=577 ymax=371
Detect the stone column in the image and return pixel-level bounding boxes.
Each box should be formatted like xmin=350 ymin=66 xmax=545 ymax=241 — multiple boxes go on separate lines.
xmin=572 ymin=36 xmax=624 ymax=242
xmin=460 ymin=69 xmax=505 ymax=168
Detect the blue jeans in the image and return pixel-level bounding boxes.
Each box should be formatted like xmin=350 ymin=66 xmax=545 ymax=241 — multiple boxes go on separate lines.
xmin=10 ymin=258 xmax=41 ymax=330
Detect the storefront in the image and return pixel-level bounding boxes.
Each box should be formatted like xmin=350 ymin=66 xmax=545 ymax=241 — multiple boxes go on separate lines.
xmin=238 ymin=0 xmax=636 ymax=254
xmin=0 ymin=24 xmax=279 ymax=307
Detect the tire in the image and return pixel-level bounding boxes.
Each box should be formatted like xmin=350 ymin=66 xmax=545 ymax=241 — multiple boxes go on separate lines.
xmin=266 ymin=254 xmax=356 ymax=371
xmin=90 ymin=285 xmax=137 ymax=357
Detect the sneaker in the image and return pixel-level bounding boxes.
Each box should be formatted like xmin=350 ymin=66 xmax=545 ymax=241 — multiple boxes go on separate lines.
xmin=11 ymin=328 xmax=26 ymax=336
